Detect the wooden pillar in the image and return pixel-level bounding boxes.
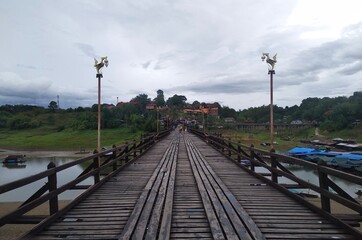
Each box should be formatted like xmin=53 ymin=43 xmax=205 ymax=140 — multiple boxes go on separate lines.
xmin=124 ymin=142 xmax=129 ymax=163
xmin=93 ymin=149 xmax=100 ymax=184
xmin=270 ymin=149 xmax=278 ymax=183
xmin=250 ymin=144 xmax=255 ymax=172
xmin=112 ymin=144 xmax=117 ymax=171
xmin=237 ymin=141 xmax=241 ymax=162
xmin=318 ymin=160 xmax=331 ymax=213
xmin=47 ymin=162 xmax=58 ymax=215
xmin=133 ymin=140 xmax=137 ymax=159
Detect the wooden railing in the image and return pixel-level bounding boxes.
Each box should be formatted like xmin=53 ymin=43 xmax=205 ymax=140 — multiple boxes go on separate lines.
xmin=189 ymin=128 xmax=362 ymax=236
xmin=0 ymin=129 xmax=170 ymax=227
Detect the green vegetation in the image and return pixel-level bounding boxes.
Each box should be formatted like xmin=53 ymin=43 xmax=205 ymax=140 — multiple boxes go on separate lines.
xmin=216 ymin=125 xmax=362 ymax=152
xmin=0 ymin=90 xmax=360 ymax=150
xmin=0 ymin=128 xmax=142 ymax=150
xmin=237 ymin=92 xmax=362 ymax=131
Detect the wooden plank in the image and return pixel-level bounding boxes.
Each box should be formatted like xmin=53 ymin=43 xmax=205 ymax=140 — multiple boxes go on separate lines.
xmin=158 ymin=138 xmax=178 ymax=239
xmin=188 ymin=139 xmax=265 ymax=240
xmin=184 ymin=139 xmax=225 ymax=239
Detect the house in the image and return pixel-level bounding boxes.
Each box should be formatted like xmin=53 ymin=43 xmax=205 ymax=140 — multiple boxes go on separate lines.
xmin=290 ymin=120 xmax=303 ymax=125
xmin=146 ymin=103 xmax=157 ymax=110
xmin=117 ymin=102 xmax=141 ymax=108
xmin=224 ymin=117 xmax=236 ymax=123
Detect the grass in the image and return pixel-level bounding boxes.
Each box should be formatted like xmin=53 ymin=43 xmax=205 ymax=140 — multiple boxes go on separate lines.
xmin=0 ymin=127 xmax=143 ymax=151
xmin=213 ymin=125 xmax=362 ymax=152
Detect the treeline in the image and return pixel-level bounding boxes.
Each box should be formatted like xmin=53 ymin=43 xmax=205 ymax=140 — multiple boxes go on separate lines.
xmin=235 ymin=91 xmax=362 ymax=131
xmin=0 ymin=89 xmax=183 ymax=132
xmin=0 ymin=91 xmax=361 ymax=132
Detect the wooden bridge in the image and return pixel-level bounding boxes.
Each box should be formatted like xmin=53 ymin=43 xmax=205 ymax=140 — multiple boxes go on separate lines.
xmin=1 ymin=129 xmax=362 ymax=239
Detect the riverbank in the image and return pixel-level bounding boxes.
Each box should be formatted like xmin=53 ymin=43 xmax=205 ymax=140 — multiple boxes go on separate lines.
xmin=0 ymin=148 xmax=91 ymax=160
xmin=0 ymin=201 xmax=70 ymax=240
xmin=0 ymin=198 xmax=361 ymax=239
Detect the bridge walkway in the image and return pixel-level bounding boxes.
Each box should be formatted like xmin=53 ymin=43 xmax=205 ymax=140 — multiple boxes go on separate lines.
xmin=23 ymin=131 xmax=357 ymax=239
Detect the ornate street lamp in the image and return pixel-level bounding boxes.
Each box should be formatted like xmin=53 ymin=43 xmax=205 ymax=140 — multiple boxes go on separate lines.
xmin=94 ymin=56 xmax=109 ymax=169
xmin=261 ymin=53 xmax=277 ymax=149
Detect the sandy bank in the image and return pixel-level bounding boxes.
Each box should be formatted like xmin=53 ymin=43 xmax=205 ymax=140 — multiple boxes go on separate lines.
xmin=0 ymin=148 xmax=91 ymax=159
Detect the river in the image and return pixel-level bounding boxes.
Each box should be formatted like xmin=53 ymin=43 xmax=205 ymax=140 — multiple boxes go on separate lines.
xmin=0 ymin=157 xmax=93 ymax=202
xmin=1 ymin=157 xmax=361 ymax=202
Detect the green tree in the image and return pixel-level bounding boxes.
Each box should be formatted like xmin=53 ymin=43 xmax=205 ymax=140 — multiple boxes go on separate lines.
xmin=155 ymin=89 xmax=165 ymax=107
xmin=131 ymin=94 xmax=151 ymax=109
xmin=48 ymin=101 xmax=58 ymax=111
xmin=166 ymin=94 xmax=187 ymax=108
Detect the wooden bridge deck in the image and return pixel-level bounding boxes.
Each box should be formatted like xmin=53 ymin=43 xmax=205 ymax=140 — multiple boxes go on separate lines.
xmin=24 ymin=132 xmax=357 ymax=239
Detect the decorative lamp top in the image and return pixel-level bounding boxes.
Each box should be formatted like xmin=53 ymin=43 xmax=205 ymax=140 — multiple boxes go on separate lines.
xmin=261 ymin=53 xmax=277 ymax=70
xmin=94 ymin=56 xmax=109 ymax=74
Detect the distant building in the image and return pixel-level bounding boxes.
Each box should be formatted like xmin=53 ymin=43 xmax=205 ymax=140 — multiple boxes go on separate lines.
xmin=117 ymin=102 xmax=141 ymax=108
xmin=103 ymin=104 xmax=115 ymax=110
xmin=290 ymin=120 xmax=303 ymax=125
xmin=146 ymin=103 xmax=157 ymax=110
xmin=224 ymin=117 xmax=236 ymax=123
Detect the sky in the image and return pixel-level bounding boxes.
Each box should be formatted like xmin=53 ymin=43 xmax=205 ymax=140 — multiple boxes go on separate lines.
xmin=1 ymin=0 xmax=362 ymax=110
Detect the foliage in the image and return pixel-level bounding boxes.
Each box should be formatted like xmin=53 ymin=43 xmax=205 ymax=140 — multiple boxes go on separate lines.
xmin=8 ymin=115 xmax=41 ymax=130
xmin=237 ymin=91 xmax=362 ymax=131
xmin=48 ymin=101 xmax=58 ymax=111
xmin=155 ymin=89 xmax=165 ymax=107
xmin=131 ymin=93 xmax=151 ymax=109
xmin=166 ymin=94 xmax=187 ymax=108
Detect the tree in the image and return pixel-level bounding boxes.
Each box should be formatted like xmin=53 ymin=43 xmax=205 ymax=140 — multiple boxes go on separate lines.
xmin=131 ymin=94 xmax=151 ymax=110
xmin=48 ymin=101 xmax=58 ymax=111
xmin=192 ymin=101 xmax=201 ymax=109
xmin=155 ymin=89 xmax=165 ymax=107
xmin=166 ymin=94 xmax=187 ymax=108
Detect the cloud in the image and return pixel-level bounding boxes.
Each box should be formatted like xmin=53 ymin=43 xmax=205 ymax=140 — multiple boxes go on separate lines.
xmin=75 ymin=43 xmax=97 ymax=58
xmin=1 ymin=1 xmax=362 ymax=110
xmin=338 ymin=61 xmax=362 ymax=75
xmin=142 ymin=60 xmax=151 ymax=69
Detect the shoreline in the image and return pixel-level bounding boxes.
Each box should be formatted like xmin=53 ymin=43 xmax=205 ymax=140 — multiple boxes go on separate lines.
xmin=0 ymin=148 xmax=91 ymax=159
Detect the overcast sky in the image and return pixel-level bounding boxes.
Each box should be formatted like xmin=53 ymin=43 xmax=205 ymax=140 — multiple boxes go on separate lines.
xmin=1 ymin=0 xmax=361 ymax=110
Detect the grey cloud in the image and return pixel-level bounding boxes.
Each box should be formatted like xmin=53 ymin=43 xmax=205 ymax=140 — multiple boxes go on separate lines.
xmin=16 ymin=64 xmax=36 ymax=70
xmin=286 ymin=23 xmax=362 ymax=76
xmin=75 ymin=43 xmax=97 ymax=58
xmin=167 ymin=74 xmax=266 ymax=94
xmin=142 ymin=61 xmax=151 ymax=69
xmin=338 ymin=61 xmax=362 ymax=75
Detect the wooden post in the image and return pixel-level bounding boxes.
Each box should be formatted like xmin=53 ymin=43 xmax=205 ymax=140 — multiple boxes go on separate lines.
xmin=112 ymin=144 xmax=117 ymax=171
xmin=228 ymin=139 xmax=232 ymax=157
xmin=93 ymin=149 xmax=100 ymax=184
xmin=133 ymin=140 xmax=137 ymax=159
xmin=318 ymin=160 xmax=331 ymax=213
xmin=237 ymin=141 xmax=241 ymax=162
xmin=270 ymin=149 xmax=278 ymax=183
xmin=250 ymin=144 xmax=255 ymax=172
xmin=47 ymin=162 xmax=58 ymax=215
xmin=140 ymin=135 xmax=143 ymax=154
xmin=124 ymin=142 xmax=129 ymax=163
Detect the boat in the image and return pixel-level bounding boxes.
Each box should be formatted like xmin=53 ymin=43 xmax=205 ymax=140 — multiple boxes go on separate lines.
xmin=2 ymin=154 xmax=27 ymax=164
xmin=288 ymin=147 xmax=362 ymax=170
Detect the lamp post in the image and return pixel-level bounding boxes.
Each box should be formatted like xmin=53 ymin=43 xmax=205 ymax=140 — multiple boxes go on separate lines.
xmin=94 ymin=57 xmax=109 ymax=156
xmin=261 ymin=53 xmax=277 ymax=149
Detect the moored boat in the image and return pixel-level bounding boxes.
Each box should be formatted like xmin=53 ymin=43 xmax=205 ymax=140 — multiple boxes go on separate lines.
xmin=2 ymin=154 xmax=27 ymax=164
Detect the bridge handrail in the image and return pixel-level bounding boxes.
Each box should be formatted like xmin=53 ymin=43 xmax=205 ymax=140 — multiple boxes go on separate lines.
xmin=189 ymin=129 xmax=362 ymax=215
xmin=0 ymin=128 xmax=171 ymax=227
